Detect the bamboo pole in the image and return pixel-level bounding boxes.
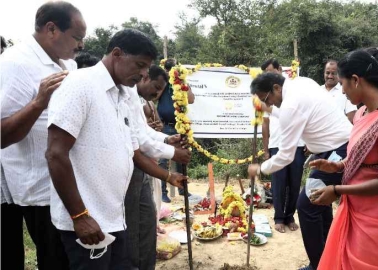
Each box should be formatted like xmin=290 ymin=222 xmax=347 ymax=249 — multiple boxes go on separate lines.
xmin=182 ymin=163 xmax=193 ymax=270
xmin=246 ymin=123 xmax=258 ymax=266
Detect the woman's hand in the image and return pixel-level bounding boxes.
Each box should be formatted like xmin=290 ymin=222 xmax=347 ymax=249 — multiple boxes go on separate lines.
xmin=311 ymin=186 xmax=338 ymax=205
xmin=309 ymin=159 xmax=341 ymax=173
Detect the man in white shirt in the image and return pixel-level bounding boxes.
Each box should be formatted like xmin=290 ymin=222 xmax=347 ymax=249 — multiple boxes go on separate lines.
xmin=46 ymin=29 xmax=186 ymax=270
xmin=248 ymin=72 xmax=352 ymax=270
xmin=321 ymin=60 xmax=357 ymax=122
xmin=0 ymin=2 xmax=86 ymax=269
xmin=123 ymin=65 xmax=191 ymax=270
xmin=261 ymin=59 xmax=306 ymax=233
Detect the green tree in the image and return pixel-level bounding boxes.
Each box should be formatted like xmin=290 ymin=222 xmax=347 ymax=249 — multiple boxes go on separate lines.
xmin=84 ymin=25 xmax=118 ymax=58
xmin=122 ymin=17 xmax=164 ymax=59
xmin=174 ymin=13 xmax=206 ymax=64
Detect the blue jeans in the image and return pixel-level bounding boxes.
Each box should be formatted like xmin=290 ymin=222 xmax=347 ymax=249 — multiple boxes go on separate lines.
xmin=158 ymin=124 xmax=184 ymax=195
xmin=270 ymin=147 xmax=305 ymax=225
xmin=297 ymin=142 xmax=348 ymax=269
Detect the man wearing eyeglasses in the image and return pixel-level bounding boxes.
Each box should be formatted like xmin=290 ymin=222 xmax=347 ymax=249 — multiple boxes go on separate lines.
xmin=248 ymin=72 xmax=352 ymax=270
xmin=321 ymin=60 xmax=356 ymax=123
xmin=260 ymin=59 xmax=306 ymax=234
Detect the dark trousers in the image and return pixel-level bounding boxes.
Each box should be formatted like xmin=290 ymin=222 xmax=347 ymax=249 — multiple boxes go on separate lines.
xmin=1 ymin=204 xmax=68 ymax=270
xmin=1 ymin=203 xmax=25 ymax=270
xmin=124 ymin=167 xmax=157 ymax=270
xmin=297 ymin=143 xmax=348 ymax=269
xmin=60 ymin=230 xmax=127 ymax=270
xmin=270 ymin=147 xmax=305 ymax=224
xmin=22 ymin=206 xmax=69 ymax=270
xmin=159 ymin=124 xmax=184 ymax=195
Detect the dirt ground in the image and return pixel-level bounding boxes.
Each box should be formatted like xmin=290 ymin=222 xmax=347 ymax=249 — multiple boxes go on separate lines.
xmin=155 ymin=180 xmax=310 ymax=270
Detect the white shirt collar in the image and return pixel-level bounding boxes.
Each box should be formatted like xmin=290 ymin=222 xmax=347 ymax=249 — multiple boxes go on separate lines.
xmin=27 ymin=35 xmax=58 ymax=66
xmin=321 ymin=83 xmax=341 ymax=92
xmin=91 ymin=61 xmax=117 ymax=92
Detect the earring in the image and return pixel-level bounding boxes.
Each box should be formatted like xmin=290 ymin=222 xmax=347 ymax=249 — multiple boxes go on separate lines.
xmin=355 ymin=84 xmax=358 ymax=89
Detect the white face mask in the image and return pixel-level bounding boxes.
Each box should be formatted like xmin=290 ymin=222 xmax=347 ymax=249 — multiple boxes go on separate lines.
xmin=76 ymin=233 xmax=116 ymax=259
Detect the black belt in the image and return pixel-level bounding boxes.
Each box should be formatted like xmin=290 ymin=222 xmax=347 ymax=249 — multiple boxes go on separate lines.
xmin=163 ymin=122 xmax=176 ymax=127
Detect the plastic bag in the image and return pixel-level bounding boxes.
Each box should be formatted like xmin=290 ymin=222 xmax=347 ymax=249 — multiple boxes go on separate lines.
xmin=156 ymin=236 xmax=181 ymax=260
xmin=305 ymin=178 xmax=326 ymax=199
xmin=159 ymin=205 xmax=172 ymax=220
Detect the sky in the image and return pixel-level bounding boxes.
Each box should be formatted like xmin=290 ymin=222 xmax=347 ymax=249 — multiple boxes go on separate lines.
xmin=0 ymin=0 xmax=376 ymax=43
xmin=0 ymin=0 xmax=216 ymax=43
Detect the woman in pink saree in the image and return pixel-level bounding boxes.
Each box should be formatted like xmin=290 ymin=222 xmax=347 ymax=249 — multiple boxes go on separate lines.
xmin=310 ymin=48 xmax=378 ymax=270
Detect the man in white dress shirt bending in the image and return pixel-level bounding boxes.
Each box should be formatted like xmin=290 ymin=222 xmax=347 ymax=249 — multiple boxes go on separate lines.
xmin=248 ymin=72 xmax=352 ymax=270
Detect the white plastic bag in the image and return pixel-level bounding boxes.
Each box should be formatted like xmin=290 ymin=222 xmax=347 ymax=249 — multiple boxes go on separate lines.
xmin=305 ymin=178 xmax=326 ymax=199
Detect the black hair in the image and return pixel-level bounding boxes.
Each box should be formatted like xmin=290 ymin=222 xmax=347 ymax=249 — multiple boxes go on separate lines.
xmin=1 ymin=36 xmax=7 ymax=49
xmin=338 ymin=48 xmax=378 ymax=89
xmin=35 ymin=1 xmax=81 ymax=32
xmin=106 ymin=29 xmax=158 ymax=60
xmin=75 ymin=52 xmax=100 ymax=69
xmin=364 ymin=47 xmax=378 ymax=60
xmin=149 ymin=65 xmax=168 ymax=83
xmin=261 ymin=58 xmax=280 ymax=71
xmin=325 ymin=59 xmax=338 ymax=67
xmin=250 ymin=72 xmax=286 ymax=94
xmin=1 ymin=36 xmax=6 ymax=54
xmin=164 ymin=58 xmax=176 ymax=71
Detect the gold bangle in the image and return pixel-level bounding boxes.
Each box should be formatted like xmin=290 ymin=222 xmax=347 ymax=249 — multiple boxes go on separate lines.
xmin=71 ymin=209 xmax=89 ymax=220
xmin=166 ymin=171 xmax=172 ymax=184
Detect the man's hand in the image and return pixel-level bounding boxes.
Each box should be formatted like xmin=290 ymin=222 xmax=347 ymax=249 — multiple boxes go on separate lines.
xmin=263 ymin=151 xmax=270 ymax=161
xmin=34 ymin=71 xmax=69 ymax=109
xmin=309 ymin=159 xmax=340 ymax=173
xmin=73 ymin=215 xmax=105 ymax=245
xmin=311 ymin=186 xmax=338 ymax=205
xmin=167 ymin=134 xmax=189 ymax=149
xmin=260 ymin=101 xmax=272 ymax=113
xmin=172 ymin=147 xmax=191 ymax=164
xmin=248 ymin=164 xmax=261 ymax=178
xmin=148 ymin=120 xmax=163 ymax=132
xmin=168 ymin=172 xmax=188 ymax=189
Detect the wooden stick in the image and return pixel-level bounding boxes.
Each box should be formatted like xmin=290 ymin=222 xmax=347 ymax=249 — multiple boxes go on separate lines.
xmin=238 ymin=174 xmax=245 ymax=195
xmin=247 ymin=124 xmax=258 ymax=266
xmin=182 ymin=164 xmax=193 ymax=270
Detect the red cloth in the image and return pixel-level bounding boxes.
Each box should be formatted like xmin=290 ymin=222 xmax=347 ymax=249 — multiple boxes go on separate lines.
xmin=318 ymin=107 xmax=378 ymax=270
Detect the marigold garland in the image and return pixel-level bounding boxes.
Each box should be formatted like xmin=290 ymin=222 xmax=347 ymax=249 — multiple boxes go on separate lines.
xmin=170 ymin=64 xmax=265 ymax=164
xmin=220 ymin=186 xmax=248 ymax=233
xmin=168 ymin=61 xmax=299 ymax=163
xmin=235 ymin=65 xmax=263 ymax=79
xmin=160 ymin=58 xmax=167 ymax=69
xmin=291 ymin=60 xmax=300 ymax=79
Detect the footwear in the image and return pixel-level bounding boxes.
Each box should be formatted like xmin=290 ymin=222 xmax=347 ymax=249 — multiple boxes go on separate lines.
xmin=162 ymin=193 xmax=171 ymax=203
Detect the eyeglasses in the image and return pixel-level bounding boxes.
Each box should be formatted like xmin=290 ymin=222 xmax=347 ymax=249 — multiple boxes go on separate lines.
xmin=262 ymin=91 xmax=271 ymax=103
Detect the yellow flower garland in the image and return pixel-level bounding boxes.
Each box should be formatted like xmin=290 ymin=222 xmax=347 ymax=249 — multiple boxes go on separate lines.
xmin=168 ymin=61 xmax=299 ymax=163
xmin=220 ymin=186 xmax=248 ymax=233
xmin=170 ymin=64 xmax=266 ymax=164
xmin=291 ymin=60 xmax=300 ymax=79
xmin=160 ymin=58 xmax=167 ymax=69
